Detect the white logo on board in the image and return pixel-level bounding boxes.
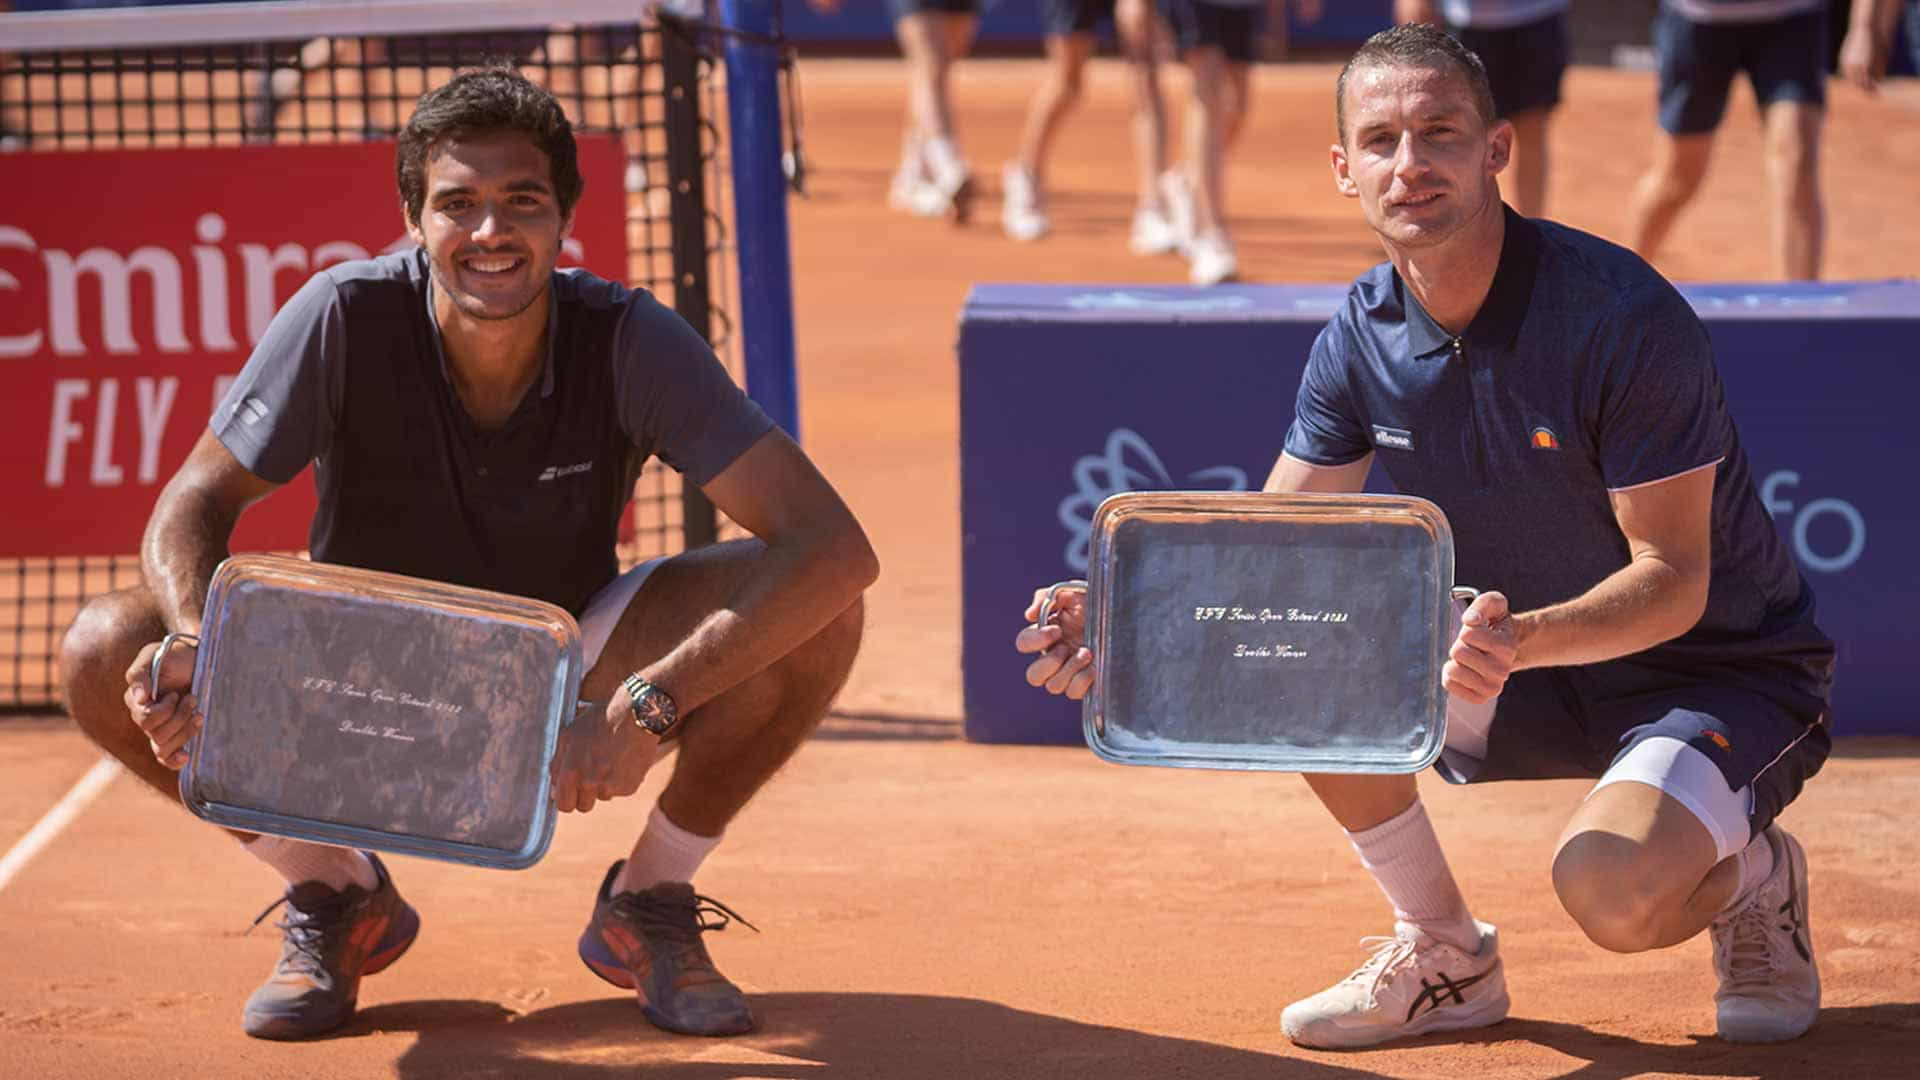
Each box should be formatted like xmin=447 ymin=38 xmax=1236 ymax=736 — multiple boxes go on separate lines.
xmin=1056 ymin=428 xmax=1248 ymax=573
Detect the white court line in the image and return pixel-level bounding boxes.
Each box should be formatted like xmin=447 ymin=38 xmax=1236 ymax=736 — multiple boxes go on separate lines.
xmin=0 ymin=756 xmax=120 ymax=894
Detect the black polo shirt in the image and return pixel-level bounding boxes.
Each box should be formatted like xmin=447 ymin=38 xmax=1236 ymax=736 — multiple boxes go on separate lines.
xmin=211 ymin=249 xmax=773 ymax=615
xmin=1282 ymin=207 xmax=1832 ymax=697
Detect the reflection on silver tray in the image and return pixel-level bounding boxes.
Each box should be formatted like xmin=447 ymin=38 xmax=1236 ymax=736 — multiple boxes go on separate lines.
xmin=1084 ymin=492 xmax=1454 ymax=773
xmin=178 ymin=555 xmax=581 ymax=869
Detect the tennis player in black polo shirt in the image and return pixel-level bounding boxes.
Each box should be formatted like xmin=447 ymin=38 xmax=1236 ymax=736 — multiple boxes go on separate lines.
xmin=1018 ymin=24 xmax=1833 ymax=1050
xmin=61 ymin=67 xmax=876 ymax=1041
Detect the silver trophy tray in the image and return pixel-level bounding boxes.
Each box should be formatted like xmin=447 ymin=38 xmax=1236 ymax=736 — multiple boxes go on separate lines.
xmin=1082 ymin=491 xmax=1455 ymax=773
xmin=168 ymin=555 xmax=583 ymax=869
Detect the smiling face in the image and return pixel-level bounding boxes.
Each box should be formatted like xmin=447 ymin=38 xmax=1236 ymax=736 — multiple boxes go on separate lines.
xmin=1330 ymin=61 xmax=1511 ymax=253
xmin=405 ymin=129 xmax=574 ymax=323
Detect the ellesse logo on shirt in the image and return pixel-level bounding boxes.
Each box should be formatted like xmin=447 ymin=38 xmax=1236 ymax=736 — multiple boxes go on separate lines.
xmin=1371 ymin=425 xmax=1415 ymax=451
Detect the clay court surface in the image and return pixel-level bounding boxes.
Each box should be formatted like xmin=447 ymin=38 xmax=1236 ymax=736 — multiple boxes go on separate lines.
xmin=3 ymin=59 xmax=1919 ymax=1079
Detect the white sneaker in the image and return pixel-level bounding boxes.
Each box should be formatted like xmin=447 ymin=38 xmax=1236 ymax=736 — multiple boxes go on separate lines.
xmin=1713 ymin=825 xmax=1820 ymax=1043
xmin=1281 ymin=921 xmax=1509 ymax=1050
xmin=1128 ymin=206 xmax=1181 ymax=255
xmin=918 ymin=136 xmax=974 ymax=223
xmin=1001 ymin=163 xmax=1050 ymax=241
xmin=1187 ymin=231 xmax=1238 ymax=286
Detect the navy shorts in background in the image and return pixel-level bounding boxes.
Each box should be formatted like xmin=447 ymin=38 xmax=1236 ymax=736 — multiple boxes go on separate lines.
xmin=1157 ymin=0 xmax=1260 ymax=63
xmin=1655 ymin=8 xmax=1827 ymax=134
xmin=1045 ymin=0 xmax=1118 ymax=35
xmin=1449 ymin=13 xmax=1569 ymax=117
xmin=1441 ymin=658 xmax=1832 ymax=838
xmin=888 ymin=0 xmax=979 ymax=20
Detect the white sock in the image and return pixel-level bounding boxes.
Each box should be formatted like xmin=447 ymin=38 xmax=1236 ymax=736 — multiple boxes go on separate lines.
xmin=1346 ymin=798 xmax=1481 ymax=952
xmin=1724 ymin=828 xmax=1776 ymax=912
xmin=245 ymin=834 xmax=378 ymax=893
xmin=614 ymin=805 xmax=723 ymax=893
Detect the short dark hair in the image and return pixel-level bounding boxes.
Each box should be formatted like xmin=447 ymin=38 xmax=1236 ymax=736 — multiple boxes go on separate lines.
xmin=1335 ymin=23 xmax=1497 ymax=144
xmin=397 ymin=65 xmax=582 ymax=225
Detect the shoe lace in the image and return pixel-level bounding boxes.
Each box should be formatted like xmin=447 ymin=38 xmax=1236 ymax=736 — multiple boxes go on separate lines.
xmin=615 ymin=890 xmax=759 ymax=972
xmin=247 ymin=890 xmax=356 ymax=977
xmin=1718 ymin=895 xmax=1791 ymax=989
xmin=1346 ymin=931 xmax=1422 ymax=1003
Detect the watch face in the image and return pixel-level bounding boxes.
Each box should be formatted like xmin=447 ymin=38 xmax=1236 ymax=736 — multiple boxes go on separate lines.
xmin=630 ymin=680 xmax=677 ymax=735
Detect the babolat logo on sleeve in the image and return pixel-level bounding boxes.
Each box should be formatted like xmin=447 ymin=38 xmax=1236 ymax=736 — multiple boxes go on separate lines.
xmin=1371 ymin=425 xmax=1415 ymax=451
xmin=537 ymin=461 xmax=595 ymax=482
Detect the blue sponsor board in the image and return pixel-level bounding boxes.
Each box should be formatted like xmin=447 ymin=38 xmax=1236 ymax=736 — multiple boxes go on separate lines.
xmin=959 ymin=280 xmax=1918 ymax=744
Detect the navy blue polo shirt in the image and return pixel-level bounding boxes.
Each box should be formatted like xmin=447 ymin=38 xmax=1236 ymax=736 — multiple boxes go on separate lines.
xmin=211 ymin=249 xmax=774 ymax=615
xmin=1283 ymin=207 xmax=1833 ymax=697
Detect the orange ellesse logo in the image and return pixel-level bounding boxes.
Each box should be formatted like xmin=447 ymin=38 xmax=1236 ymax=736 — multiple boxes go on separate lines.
xmin=1704 ymin=730 xmax=1732 ymax=752
xmin=1530 ymin=427 xmax=1560 ymax=450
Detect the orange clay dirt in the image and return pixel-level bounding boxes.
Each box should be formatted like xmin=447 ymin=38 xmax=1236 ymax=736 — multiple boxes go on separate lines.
xmin=2 ymin=59 xmax=1918 ymax=1080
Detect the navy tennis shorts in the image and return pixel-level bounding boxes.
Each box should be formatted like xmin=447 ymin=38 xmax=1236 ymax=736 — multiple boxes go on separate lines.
xmin=889 ymin=0 xmax=979 ymax=19
xmin=1045 ymin=0 xmax=1118 ymax=35
xmin=1157 ymin=0 xmax=1260 ymax=64
xmin=1655 ymin=8 xmax=1827 ymax=135
xmin=1448 ymin=12 xmax=1569 ymax=117
xmin=1443 ymin=660 xmax=1831 ymax=838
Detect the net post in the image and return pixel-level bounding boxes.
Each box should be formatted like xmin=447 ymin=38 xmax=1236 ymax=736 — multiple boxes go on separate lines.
xmin=660 ymin=20 xmax=719 ymax=549
xmin=717 ymin=0 xmax=799 ymax=441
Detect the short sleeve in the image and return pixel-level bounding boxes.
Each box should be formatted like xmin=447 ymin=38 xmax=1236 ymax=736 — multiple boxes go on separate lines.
xmin=612 ymin=292 xmax=775 ymax=485
xmin=1593 ymin=286 xmax=1729 ymax=491
xmin=1282 ymin=322 xmax=1372 ymax=466
xmin=209 ymin=270 xmax=343 ymax=484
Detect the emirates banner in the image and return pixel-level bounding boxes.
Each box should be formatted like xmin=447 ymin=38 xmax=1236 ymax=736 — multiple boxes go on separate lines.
xmin=0 ymin=135 xmax=628 ymax=558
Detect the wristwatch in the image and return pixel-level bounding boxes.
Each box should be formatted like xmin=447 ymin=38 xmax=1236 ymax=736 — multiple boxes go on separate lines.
xmin=621 ymin=673 xmax=680 ymax=737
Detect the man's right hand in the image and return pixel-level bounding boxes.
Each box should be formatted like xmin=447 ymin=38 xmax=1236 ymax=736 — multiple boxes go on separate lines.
xmin=124 ymin=639 xmax=202 ymax=770
xmin=1014 ymin=583 xmax=1095 ymax=700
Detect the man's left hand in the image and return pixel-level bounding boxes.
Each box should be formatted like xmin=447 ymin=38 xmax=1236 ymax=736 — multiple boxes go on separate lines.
xmin=550 ymin=696 xmax=663 ymax=813
xmin=1444 ymin=590 xmax=1517 ymax=704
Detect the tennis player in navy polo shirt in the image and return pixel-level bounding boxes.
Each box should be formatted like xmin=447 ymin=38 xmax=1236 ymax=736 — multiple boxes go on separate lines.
xmin=61 ymin=67 xmax=876 ymax=1042
xmin=1018 ymin=23 xmax=1834 ymax=1050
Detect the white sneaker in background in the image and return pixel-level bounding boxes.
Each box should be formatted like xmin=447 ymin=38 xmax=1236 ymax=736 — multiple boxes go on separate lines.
xmin=1001 ymin=163 xmax=1050 ymax=241
xmin=1187 ymin=231 xmax=1238 ymax=286
xmin=1713 ymin=825 xmax=1820 ymax=1043
xmin=918 ymin=135 xmax=974 ymax=223
xmin=1128 ymin=206 xmax=1181 ymax=255
xmin=1281 ymin=920 xmax=1509 ymax=1050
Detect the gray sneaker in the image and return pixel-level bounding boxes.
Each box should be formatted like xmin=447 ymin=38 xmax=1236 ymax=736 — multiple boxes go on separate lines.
xmin=1713 ymin=825 xmax=1819 ymax=1043
xmin=241 ymin=853 xmax=420 ymax=1040
xmin=577 ymin=861 xmax=759 ymax=1036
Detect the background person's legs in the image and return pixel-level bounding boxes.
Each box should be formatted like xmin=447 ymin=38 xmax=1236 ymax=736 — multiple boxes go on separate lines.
xmin=1503 ymin=105 xmax=1551 ymax=218
xmin=1115 ymin=0 xmax=1178 ymax=252
xmin=1763 ymin=100 xmax=1824 ymax=279
xmin=893 ymin=8 xmax=978 ymax=219
xmin=1004 ymin=31 xmax=1094 ymax=240
xmin=1180 ymin=44 xmax=1241 ymax=283
xmin=1626 ymin=131 xmax=1714 ymax=266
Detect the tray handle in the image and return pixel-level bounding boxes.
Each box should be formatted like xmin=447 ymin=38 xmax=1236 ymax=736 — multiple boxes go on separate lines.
xmin=149 ymin=631 xmax=201 ymax=695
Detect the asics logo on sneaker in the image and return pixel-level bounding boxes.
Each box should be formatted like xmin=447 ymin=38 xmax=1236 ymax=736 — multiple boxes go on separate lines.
xmin=1781 ymin=897 xmax=1810 ymax=963
xmin=1406 ymin=970 xmax=1490 ymax=1021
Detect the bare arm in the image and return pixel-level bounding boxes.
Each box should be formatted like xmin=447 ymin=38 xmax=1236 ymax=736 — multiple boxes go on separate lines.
xmin=626 ymin=427 xmax=877 ymax=715
xmin=1262 ymin=449 xmax=1373 ymax=494
xmin=1447 ymin=463 xmax=1714 ymax=702
xmin=141 ymin=431 xmax=284 ymax=636
xmin=1509 ymin=464 xmax=1714 ymax=669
